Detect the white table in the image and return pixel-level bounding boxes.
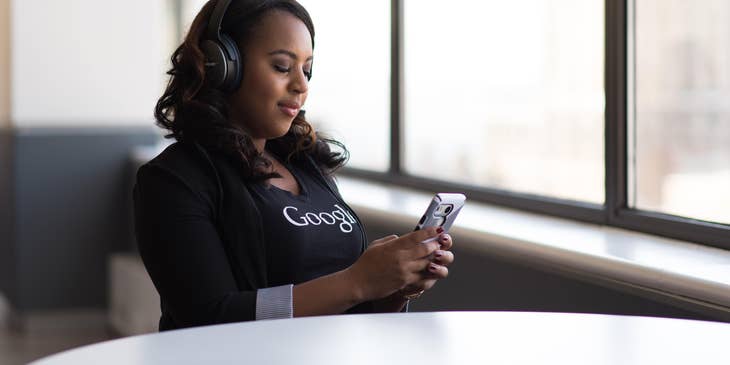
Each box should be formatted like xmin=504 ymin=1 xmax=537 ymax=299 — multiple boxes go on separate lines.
xmin=30 ymin=312 xmax=730 ymax=364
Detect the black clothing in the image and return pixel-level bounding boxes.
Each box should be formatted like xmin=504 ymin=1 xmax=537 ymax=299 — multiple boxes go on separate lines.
xmin=133 ymin=141 xmax=369 ymax=331
xmin=247 ymin=158 xmax=365 ymax=286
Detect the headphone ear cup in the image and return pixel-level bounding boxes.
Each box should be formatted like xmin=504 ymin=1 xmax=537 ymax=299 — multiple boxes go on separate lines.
xmin=218 ymin=34 xmax=242 ymax=92
xmin=202 ymin=40 xmax=229 ymax=89
xmin=201 ymin=35 xmax=241 ymax=92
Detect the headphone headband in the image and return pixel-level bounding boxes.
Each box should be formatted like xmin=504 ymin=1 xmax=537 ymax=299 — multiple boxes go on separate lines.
xmin=207 ymin=0 xmax=233 ymax=43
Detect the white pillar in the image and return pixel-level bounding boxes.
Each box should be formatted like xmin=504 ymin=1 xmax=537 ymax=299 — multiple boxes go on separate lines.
xmin=0 ymin=0 xmax=10 ymax=128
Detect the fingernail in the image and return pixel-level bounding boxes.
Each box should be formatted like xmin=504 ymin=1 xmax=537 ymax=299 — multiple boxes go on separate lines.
xmin=439 ymin=234 xmax=448 ymax=242
xmin=436 ymin=227 xmax=444 ymax=234
xmin=429 ymin=264 xmax=438 ymax=271
xmin=434 ymin=250 xmax=443 ymax=258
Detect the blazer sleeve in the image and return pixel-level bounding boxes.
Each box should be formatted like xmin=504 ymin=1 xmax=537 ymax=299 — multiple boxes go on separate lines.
xmin=133 ymin=163 xmax=257 ymax=328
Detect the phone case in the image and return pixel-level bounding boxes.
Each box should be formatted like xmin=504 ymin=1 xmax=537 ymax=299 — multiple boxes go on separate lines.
xmin=414 ymin=193 xmax=466 ymax=232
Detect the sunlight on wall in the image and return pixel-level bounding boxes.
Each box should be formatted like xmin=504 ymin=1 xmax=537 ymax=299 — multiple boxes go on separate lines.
xmin=11 ymin=0 xmax=173 ymax=127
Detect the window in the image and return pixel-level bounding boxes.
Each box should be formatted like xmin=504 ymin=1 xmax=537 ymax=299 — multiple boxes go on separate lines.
xmin=169 ymin=1 xmax=730 ymax=249
xmin=343 ymin=0 xmax=729 ymax=249
xmin=631 ymin=0 xmax=730 ymax=225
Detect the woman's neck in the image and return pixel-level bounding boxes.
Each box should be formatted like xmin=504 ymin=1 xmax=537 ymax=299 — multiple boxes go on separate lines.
xmin=253 ymin=138 xmax=266 ymax=154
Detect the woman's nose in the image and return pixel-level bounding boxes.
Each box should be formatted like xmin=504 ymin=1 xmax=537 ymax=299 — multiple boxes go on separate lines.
xmin=289 ymin=70 xmax=309 ymax=94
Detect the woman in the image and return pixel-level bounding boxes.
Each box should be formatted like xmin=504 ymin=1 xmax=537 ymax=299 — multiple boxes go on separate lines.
xmin=134 ymin=0 xmax=455 ymax=331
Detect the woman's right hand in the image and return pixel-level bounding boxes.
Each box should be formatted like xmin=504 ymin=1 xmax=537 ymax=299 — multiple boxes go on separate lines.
xmin=345 ymin=227 xmax=443 ymax=302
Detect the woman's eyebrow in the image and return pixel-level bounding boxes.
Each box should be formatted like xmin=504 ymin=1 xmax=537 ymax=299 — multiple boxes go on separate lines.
xmin=268 ymin=49 xmax=314 ymax=62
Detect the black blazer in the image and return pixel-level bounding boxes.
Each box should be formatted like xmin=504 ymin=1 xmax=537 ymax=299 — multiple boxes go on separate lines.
xmin=133 ymin=141 xmax=368 ymax=330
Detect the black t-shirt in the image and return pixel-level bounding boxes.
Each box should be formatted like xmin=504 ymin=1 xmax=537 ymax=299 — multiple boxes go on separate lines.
xmin=247 ymin=157 xmax=366 ymax=287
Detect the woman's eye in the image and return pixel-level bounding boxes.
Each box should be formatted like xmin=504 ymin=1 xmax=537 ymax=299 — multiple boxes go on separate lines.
xmin=274 ymin=65 xmax=290 ymax=73
xmin=274 ymin=64 xmax=311 ymax=80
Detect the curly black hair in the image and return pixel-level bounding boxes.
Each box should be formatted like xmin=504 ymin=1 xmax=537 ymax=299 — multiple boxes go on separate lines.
xmin=154 ymin=0 xmax=348 ymax=181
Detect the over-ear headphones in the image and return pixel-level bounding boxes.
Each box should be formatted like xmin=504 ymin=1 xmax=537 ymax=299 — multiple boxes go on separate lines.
xmin=202 ymin=0 xmax=242 ymax=93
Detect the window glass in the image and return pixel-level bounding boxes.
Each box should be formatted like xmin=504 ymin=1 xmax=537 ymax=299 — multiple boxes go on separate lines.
xmin=404 ymin=0 xmax=605 ymax=203
xmin=632 ymin=0 xmax=730 ymax=224
xmin=289 ymin=0 xmax=391 ymax=171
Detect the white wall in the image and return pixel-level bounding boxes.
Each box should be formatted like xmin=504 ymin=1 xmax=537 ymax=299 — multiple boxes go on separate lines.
xmin=11 ymin=0 xmax=174 ymax=127
xmin=0 ymin=0 xmax=10 ymax=128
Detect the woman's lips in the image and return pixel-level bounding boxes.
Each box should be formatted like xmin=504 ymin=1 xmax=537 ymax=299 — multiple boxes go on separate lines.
xmin=278 ymin=103 xmax=299 ymax=117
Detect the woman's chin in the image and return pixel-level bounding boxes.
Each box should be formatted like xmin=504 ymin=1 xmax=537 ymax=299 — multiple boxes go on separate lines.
xmin=268 ymin=124 xmax=293 ymax=139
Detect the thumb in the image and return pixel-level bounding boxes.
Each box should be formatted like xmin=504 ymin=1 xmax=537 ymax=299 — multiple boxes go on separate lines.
xmin=369 ymin=234 xmax=399 ymax=247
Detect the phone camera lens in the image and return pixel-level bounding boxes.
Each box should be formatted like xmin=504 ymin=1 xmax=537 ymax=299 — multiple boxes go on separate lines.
xmin=445 ymin=206 xmax=453 ymax=213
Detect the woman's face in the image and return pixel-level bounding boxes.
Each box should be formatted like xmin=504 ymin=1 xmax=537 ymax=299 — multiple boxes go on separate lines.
xmin=228 ymin=10 xmax=313 ymax=142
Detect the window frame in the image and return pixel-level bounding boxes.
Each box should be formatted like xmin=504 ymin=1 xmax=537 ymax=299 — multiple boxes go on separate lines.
xmin=339 ymin=0 xmax=730 ymax=250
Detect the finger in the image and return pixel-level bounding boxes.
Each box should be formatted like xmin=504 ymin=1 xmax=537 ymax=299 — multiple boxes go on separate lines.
xmin=381 ymin=234 xmax=399 ymax=242
xmin=402 ymin=279 xmax=435 ymax=293
xmin=406 ymin=257 xmax=434 ymax=273
xmin=432 ymin=250 xmax=454 ymax=266
xmin=426 ymin=262 xmax=449 ymax=278
xmin=397 ymin=227 xmax=442 ymax=247
xmin=400 ymin=283 xmax=421 ymax=293
xmin=437 ymin=234 xmax=453 ymax=250
xmin=418 ymin=278 xmax=437 ymax=292
xmin=407 ymin=241 xmax=440 ymax=260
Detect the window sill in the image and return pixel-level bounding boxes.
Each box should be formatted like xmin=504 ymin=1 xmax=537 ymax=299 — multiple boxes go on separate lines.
xmin=337 ymin=176 xmax=730 ymax=320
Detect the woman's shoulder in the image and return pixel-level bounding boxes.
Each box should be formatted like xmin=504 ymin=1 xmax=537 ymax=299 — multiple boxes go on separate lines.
xmin=141 ymin=141 xmax=201 ymax=173
xmin=137 ymin=141 xmax=222 ymax=193
xmin=145 ymin=141 xmax=206 ymax=168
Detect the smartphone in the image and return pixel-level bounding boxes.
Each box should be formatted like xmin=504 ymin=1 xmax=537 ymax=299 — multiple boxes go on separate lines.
xmin=414 ymin=193 xmax=466 ymax=236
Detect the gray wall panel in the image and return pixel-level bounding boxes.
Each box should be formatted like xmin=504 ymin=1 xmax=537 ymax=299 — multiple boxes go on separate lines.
xmin=13 ymin=128 xmax=158 ymax=310
xmin=0 ymin=129 xmax=15 ymax=302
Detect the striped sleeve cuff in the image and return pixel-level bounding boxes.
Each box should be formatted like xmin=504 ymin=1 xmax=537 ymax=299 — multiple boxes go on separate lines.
xmin=255 ymin=284 xmax=294 ymax=320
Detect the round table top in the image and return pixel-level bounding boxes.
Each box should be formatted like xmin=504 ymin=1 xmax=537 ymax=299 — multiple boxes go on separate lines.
xmin=31 ymin=311 xmax=730 ymax=365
